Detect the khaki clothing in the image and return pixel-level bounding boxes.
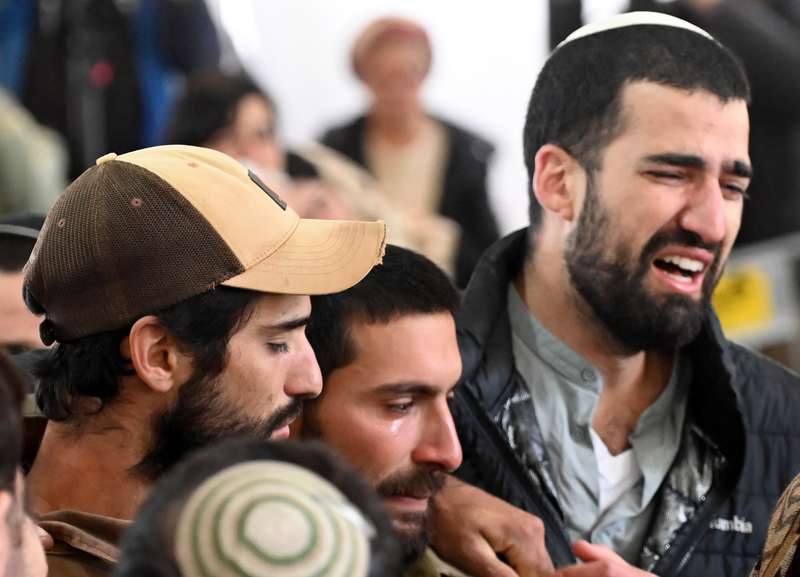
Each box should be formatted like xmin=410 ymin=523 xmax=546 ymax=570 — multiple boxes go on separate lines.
xmin=39 ymin=509 xmax=130 ymax=577
xmin=405 ymin=549 xmax=470 ymax=577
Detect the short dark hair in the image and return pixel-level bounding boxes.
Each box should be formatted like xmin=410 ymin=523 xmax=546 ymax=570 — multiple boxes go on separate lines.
xmin=166 ymin=73 xmax=275 ymax=147
xmin=0 ymin=350 xmax=26 ymax=494
xmin=523 ymin=24 xmax=750 ymax=230
xmin=306 ymin=245 xmax=459 ymax=382
xmin=0 ymin=213 xmax=45 ymax=273
xmin=32 ymin=286 xmax=260 ymax=422
xmin=116 ymin=439 xmax=404 ymax=577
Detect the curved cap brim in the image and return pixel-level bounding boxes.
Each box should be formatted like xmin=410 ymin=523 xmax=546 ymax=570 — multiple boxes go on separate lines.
xmin=222 ymin=219 xmax=386 ymax=295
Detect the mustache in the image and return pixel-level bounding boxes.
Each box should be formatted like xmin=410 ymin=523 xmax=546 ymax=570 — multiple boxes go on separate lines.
xmin=642 ymin=228 xmax=721 ymax=261
xmin=265 ymin=397 xmax=304 ymax=435
xmin=376 ymin=467 xmax=446 ymax=501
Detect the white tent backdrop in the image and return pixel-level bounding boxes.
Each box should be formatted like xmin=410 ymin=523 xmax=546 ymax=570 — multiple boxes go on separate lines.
xmin=204 ymin=0 xmax=551 ymax=234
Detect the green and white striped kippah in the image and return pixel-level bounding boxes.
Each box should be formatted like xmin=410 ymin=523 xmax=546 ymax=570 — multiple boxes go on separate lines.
xmin=175 ymin=461 xmax=375 ymax=577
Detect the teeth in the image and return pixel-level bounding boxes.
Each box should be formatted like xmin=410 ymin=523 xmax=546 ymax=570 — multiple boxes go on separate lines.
xmin=664 ymin=271 xmax=693 ymax=284
xmin=662 ymin=255 xmax=704 ymax=273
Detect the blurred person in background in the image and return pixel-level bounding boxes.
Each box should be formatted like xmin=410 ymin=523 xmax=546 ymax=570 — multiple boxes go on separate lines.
xmin=169 ymin=71 xmax=462 ymax=277
xmin=0 ymin=349 xmax=48 ymax=577
xmin=0 ymin=213 xmax=45 ymax=355
xmin=167 ymin=72 xmax=286 ymax=184
xmin=551 ymin=0 xmax=800 ymax=246
xmin=0 ymin=89 xmax=68 ymax=214
xmin=0 ymin=0 xmax=221 ymax=180
xmin=115 ymin=439 xmax=403 ymax=577
xmin=321 ymin=17 xmax=500 ymax=288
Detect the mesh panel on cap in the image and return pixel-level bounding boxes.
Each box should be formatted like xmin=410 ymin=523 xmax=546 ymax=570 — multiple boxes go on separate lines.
xmin=25 ymin=161 xmax=245 ymax=341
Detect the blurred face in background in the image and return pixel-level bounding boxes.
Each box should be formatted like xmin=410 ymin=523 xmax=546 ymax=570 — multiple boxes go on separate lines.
xmin=362 ymin=39 xmax=429 ymax=119
xmin=208 ymin=93 xmax=284 ymax=172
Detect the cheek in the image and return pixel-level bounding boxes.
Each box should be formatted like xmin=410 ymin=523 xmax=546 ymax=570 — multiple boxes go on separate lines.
xmin=725 ymin=202 xmax=743 ymax=241
xmin=317 ymin=405 xmax=406 ymax=479
xmin=219 ymin=352 xmax=279 ymax=410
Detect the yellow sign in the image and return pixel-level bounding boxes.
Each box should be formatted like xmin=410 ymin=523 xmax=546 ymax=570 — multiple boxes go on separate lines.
xmin=712 ymin=265 xmax=775 ymax=338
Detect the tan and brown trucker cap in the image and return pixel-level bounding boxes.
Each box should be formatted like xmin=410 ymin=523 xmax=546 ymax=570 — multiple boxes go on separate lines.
xmin=23 ymin=145 xmax=387 ymax=344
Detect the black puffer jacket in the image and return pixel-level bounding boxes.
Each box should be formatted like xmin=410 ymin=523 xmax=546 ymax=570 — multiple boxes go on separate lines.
xmin=451 ymin=229 xmax=800 ymax=577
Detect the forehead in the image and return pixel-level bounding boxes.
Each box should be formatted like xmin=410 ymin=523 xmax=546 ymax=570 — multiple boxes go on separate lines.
xmin=243 ymin=293 xmax=311 ymax=326
xmin=333 ymin=313 xmax=461 ymax=387
xmin=610 ymin=81 xmax=750 ymax=162
xmin=363 ymin=39 xmax=429 ymax=69
xmin=235 ymin=94 xmax=273 ymax=123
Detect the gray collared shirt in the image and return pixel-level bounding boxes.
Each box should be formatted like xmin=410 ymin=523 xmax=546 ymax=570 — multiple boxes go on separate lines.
xmin=507 ymin=285 xmax=689 ymax=564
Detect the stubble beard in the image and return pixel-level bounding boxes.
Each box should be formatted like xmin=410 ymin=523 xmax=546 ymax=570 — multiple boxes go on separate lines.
xmin=565 ymin=175 xmax=724 ymax=352
xmin=375 ymin=467 xmax=446 ymax=567
xmin=301 ymin=405 xmax=444 ymax=567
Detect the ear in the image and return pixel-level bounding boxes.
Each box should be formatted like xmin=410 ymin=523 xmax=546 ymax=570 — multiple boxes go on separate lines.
xmin=126 ymin=316 xmax=193 ymax=394
xmin=532 ymin=144 xmax=585 ymax=223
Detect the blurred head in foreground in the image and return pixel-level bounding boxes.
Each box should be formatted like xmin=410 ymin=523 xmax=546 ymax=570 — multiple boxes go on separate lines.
xmin=0 ymin=350 xmax=47 ymax=577
xmin=116 ymin=439 xmax=403 ymax=577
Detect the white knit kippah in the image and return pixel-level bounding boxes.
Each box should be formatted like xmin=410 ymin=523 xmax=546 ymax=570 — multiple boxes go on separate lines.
xmin=175 ymin=461 xmax=374 ymax=577
xmin=557 ymin=11 xmax=714 ymax=48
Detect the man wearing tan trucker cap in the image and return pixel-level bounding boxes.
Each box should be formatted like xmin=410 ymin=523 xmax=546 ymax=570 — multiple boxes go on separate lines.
xmin=19 ymin=144 xmax=387 ymax=577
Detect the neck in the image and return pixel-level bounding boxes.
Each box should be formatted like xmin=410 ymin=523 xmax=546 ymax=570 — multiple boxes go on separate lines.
xmin=368 ymin=106 xmax=426 ymax=146
xmin=520 ymin=238 xmax=674 ymax=454
xmin=26 ymin=383 xmax=168 ymax=520
xmin=27 ymin=419 xmax=152 ymax=521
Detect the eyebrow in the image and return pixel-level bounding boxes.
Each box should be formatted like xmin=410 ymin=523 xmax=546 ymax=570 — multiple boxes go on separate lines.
xmin=260 ymin=315 xmax=312 ymax=332
xmin=373 ymin=383 xmax=443 ymax=397
xmin=645 ymin=153 xmax=706 ymax=170
xmin=644 ymin=153 xmax=753 ymax=178
xmin=726 ymin=160 xmax=753 ymax=179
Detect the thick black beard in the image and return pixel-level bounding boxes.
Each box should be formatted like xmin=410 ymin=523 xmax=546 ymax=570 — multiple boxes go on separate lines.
xmin=565 ymin=177 xmax=723 ymax=352
xmin=135 ymin=372 xmax=302 ymax=481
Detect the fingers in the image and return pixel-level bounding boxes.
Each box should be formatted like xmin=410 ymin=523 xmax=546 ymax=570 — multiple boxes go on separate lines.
xmin=452 ymin=536 xmax=527 ymax=577
xmin=489 ymin=514 xmax=554 ymax=577
xmin=552 ymin=541 xmax=655 ymax=577
xmin=430 ymin=476 xmax=555 ymax=577
xmin=572 ymin=541 xmax=615 ymax=563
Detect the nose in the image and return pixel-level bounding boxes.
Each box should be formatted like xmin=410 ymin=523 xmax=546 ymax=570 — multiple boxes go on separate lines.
xmin=284 ymin=336 xmax=323 ymax=399
xmin=677 ymin=178 xmax=727 ymax=245
xmin=411 ymin=400 xmax=463 ymax=473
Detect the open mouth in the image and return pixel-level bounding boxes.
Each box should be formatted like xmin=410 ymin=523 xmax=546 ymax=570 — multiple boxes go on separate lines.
xmin=653 ymin=255 xmax=706 ymax=284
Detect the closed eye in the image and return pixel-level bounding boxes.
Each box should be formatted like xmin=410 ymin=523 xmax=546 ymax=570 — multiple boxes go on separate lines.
xmin=268 ymin=342 xmax=289 ymax=353
xmin=723 ymin=181 xmax=750 ymax=199
xmin=646 ymin=170 xmax=683 ymax=180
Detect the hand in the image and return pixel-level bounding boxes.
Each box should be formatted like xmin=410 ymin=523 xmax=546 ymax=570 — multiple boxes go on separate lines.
xmin=553 ymin=541 xmax=654 ymax=577
xmin=430 ymin=476 xmax=555 ymax=577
